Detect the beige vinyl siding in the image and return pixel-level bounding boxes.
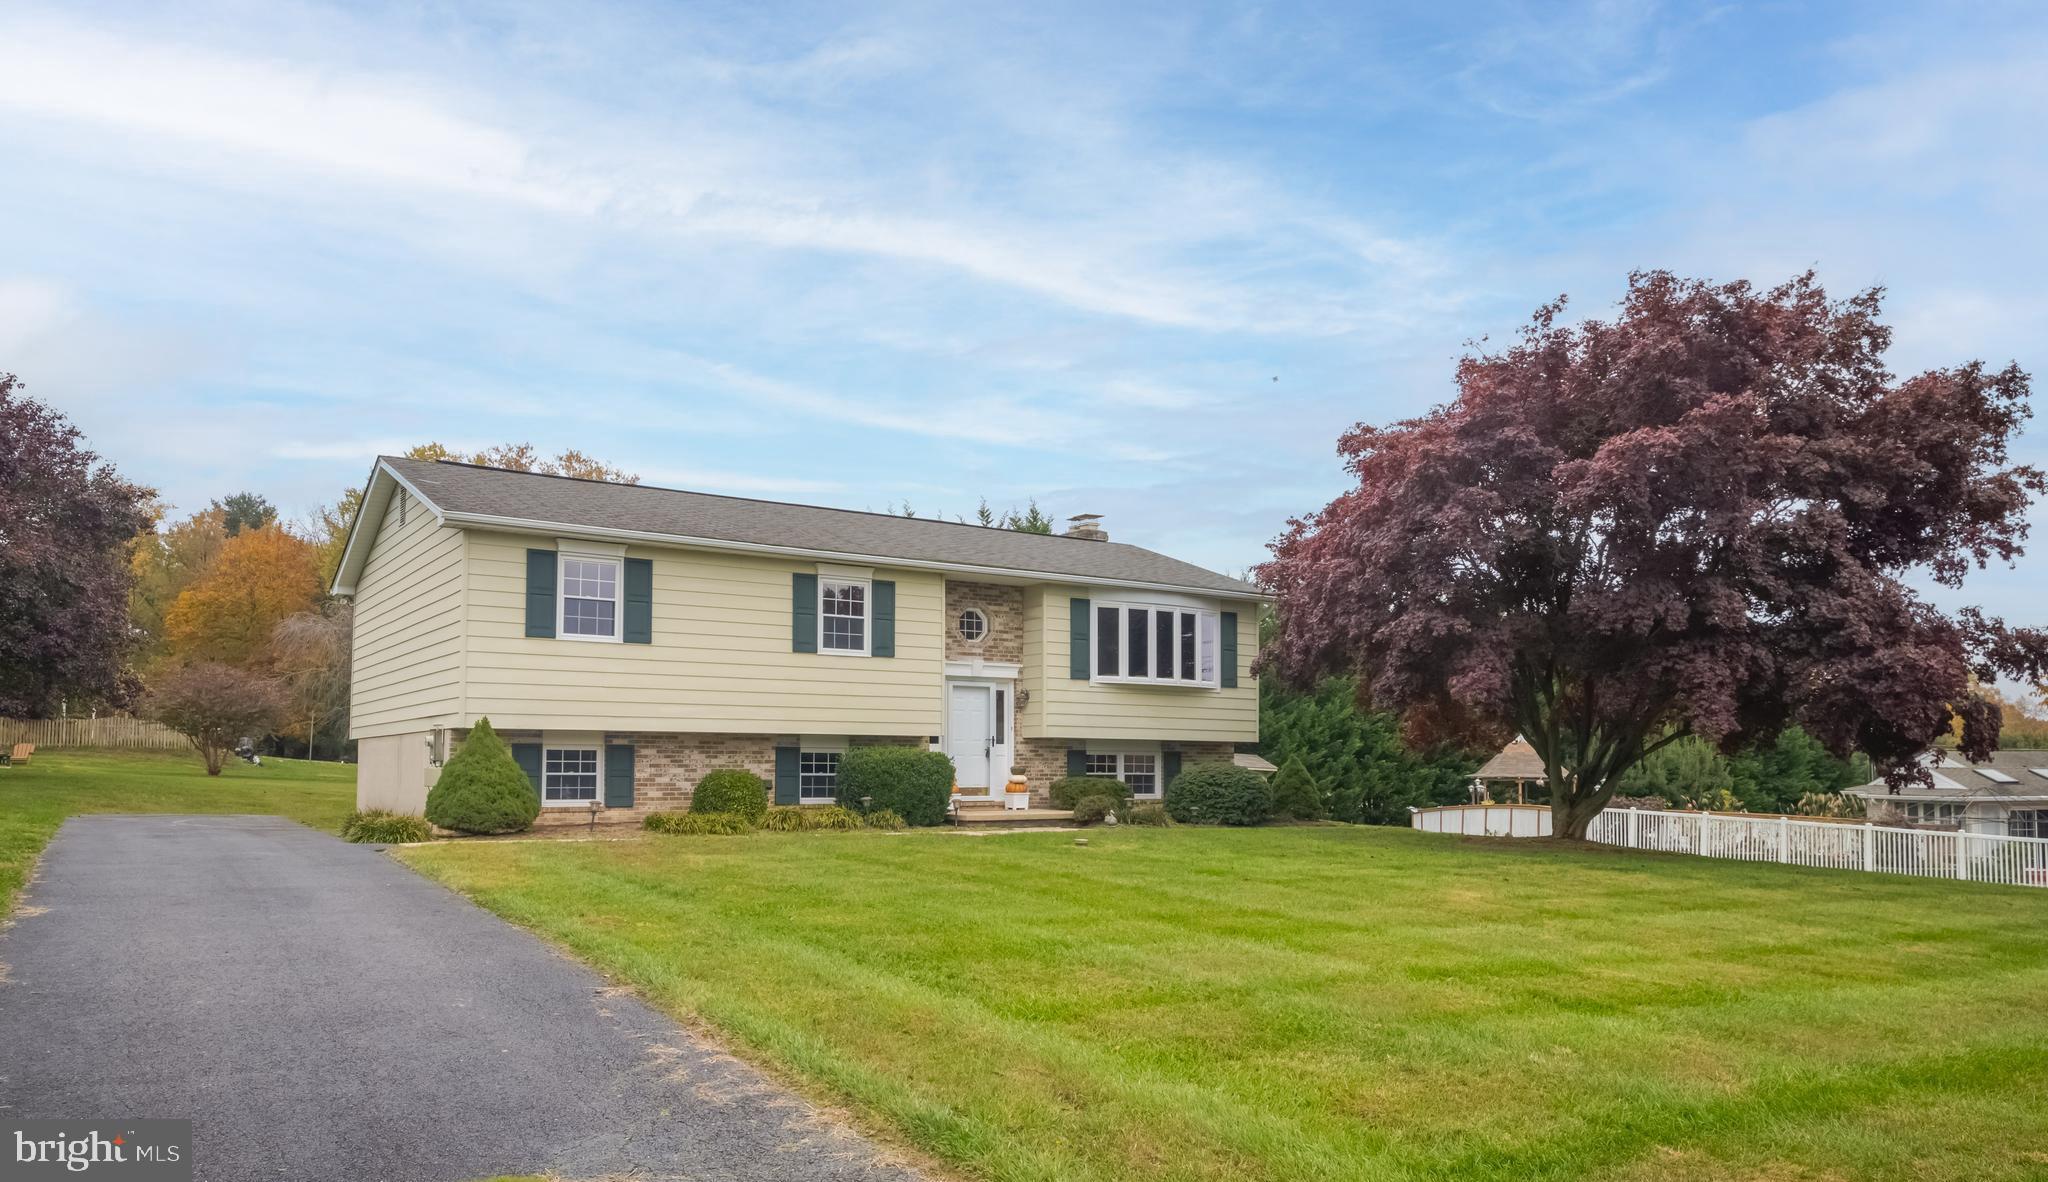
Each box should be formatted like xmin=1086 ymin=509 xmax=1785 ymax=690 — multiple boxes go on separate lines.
xmin=1020 ymin=588 xmax=1048 ymax=735
xmin=461 ymin=531 xmax=944 ymax=734
xmin=1021 ymin=586 xmax=1257 ymax=743
xmin=349 ymin=491 xmax=466 ymax=739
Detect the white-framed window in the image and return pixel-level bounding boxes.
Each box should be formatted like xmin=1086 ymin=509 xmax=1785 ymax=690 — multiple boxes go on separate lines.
xmin=1084 ymin=750 xmax=1162 ymax=798
xmin=544 ymin=746 xmax=601 ymax=805
xmin=559 ymin=556 xmax=621 ymax=641
xmin=799 ymin=751 xmax=841 ymax=802
xmin=1092 ymin=601 xmax=1219 ymax=687
xmin=958 ymin=608 xmax=988 ymax=643
xmin=821 ymin=578 xmax=868 ymax=654
xmin=1902 ymin=801 xmax=1965 ymax=825
xmin=2010 ymin=810 xmax=2045 ymax=839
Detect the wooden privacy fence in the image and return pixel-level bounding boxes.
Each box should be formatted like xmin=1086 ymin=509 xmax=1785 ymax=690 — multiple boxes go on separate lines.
xmin=0 ymin=716 xmax=186 ymax=751
xmin=1588 ymin=807 xmax=2048 ymax=889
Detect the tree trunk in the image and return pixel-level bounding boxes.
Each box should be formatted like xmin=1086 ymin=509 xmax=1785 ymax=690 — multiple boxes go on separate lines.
xmin=204 ymin=746 xmax=224 ymax=776
xmin=1551 ymin=791 xmax=1605 ymax=840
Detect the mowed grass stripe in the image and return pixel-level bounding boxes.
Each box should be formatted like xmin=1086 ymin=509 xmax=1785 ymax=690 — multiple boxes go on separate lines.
xmin=403 ymin=827 xmax=2048 ymax=1182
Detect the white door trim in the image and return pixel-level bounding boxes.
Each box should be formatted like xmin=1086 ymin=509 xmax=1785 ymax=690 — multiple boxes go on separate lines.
xmin=943 ymin=677 xmax=1015 ymax=799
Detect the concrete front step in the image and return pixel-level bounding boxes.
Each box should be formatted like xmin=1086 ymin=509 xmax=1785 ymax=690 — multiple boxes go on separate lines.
xmin=951 ymin=805 xmax=1078 ymax=829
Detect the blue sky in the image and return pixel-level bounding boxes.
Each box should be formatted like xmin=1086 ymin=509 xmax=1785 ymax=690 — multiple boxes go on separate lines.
xmin=1 ymin=0 xmax=2043 ymax=624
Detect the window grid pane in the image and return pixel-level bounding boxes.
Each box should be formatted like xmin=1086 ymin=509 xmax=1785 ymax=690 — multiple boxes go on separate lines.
xmin=1178 ymin=613 xmax=1197 ymax=680
xmin=822 ymin=580 xmax=867 ymax=651
xmin=1124 ymin=754 xmax=1158 ymax=796
xmin=560 ymin=558 xmax=619 ymax=637
xmin=799 ymin=751 xmax=840 ymax=798
xmin=544 ymin=748 xmax=599 ymax=802
xmin=1084 ymin=754 xmax=1119 ymax=778
xmin=1199 ymin=613 xmax=1218 ymax=683
xmin=1095 ymin=606 xmax=1119 ymax=676
xmin=1127 ymin=608 xmax=1149 ymax=678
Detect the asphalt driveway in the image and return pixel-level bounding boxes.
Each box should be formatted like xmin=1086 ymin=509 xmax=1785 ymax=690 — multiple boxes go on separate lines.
xmin=0 ymin=815 xmax=926 ymax=1182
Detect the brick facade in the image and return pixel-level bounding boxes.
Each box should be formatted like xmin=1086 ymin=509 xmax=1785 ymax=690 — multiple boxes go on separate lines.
xmin=520 ymin=730 xmax=924 ymax=826
xmin=944 ymin=580 xmax=1024 ymax=664
xmin=1012 ymin=737 xmax=1239 ymax=806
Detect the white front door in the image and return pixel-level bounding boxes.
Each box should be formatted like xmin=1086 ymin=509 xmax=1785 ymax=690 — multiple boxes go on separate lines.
xmin=947 ymin=683 xmax=994 ymax=793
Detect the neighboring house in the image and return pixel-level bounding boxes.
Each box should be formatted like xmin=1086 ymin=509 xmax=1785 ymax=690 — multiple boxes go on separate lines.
xmin=333 ymin=457 xmax=1261 ymax=821
xmin=1846 ymin=751 xmax=2048 ymax=837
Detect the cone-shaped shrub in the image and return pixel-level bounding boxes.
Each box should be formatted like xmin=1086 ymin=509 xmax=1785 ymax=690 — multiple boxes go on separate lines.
xmin=424 ymin=718 xmax=541 ymax=835
xmin=1270 ymin=756 xmax=1326 ymax=821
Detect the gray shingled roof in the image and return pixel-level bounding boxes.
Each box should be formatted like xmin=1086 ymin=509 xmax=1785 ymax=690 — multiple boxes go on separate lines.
xmin=1847 ymin=750 xmax=2048 ymax=800
xmin=385 ymin=457 xmax=1260 ymax=596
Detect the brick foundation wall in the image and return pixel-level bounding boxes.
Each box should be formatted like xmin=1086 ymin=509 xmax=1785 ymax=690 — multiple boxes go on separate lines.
xmin=945 ymin=580 xmax=1025 ymax=664
xmin=526 ymin=731 xmax=929 ymax=825
xmin=1011 ymin=738 xmax=1240 ymax=806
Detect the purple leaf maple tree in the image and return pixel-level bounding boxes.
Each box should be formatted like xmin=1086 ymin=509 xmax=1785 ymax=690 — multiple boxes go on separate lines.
xmin=1258 ymin=272 xmax=2048 ymax=838
xmin=0 ymin=374 xmax=154 ymax=717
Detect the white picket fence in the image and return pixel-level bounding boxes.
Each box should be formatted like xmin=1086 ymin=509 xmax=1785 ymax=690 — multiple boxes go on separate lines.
xmin=1407 ymin=804 xmax=2048 ymax=889
xmin=1588 ymin=808 xmax=2048 ymax=889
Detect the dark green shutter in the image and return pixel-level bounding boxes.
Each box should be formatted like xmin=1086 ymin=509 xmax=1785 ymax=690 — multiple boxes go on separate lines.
xmin=791 ymin=574 xmax=818 ymax=653
xmin=511 ymin=743 xmax=543 ymax=799
xmin=1220 ymin=611 xmax=1239 ymax=688
xmin=1067 ymin=749 xmax=1087 ymax=778
xmin=871 ymin=580 xmax=895 ymax=657
xmin=1162 ymin=750 xmax=1183 ymax=790
xmin=774 ymin=746 xmax=801 ymax=804
xmin=524 ymin=550 xmax=557 ymax=638
xmin=604 ymin=744 xmax=636 ymax=807
xmin=1069 ymin=597 xmax=1091 ymax=679
xmin=622 ymin=558 xmax=653 ymax=644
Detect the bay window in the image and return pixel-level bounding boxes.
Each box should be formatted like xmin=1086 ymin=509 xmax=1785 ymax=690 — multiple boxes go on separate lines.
xmin=1092 ymin=601 xmax=1220 ymax=687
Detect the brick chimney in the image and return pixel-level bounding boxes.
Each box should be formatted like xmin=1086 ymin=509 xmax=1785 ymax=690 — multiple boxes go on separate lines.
xmin=1064 ymin=513 xmax=1107 ymax=542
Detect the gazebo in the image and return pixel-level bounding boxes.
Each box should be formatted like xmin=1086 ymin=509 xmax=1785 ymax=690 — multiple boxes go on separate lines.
xmin=1471 ymin=738 xmax=1549 ymax=804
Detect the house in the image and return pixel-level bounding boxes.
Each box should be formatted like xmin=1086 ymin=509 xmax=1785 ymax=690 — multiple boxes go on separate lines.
xmin=1845 ymin=751 xmax=2048 ymax=837
xmin=332 ymin=458 xmax=1261 ymax=821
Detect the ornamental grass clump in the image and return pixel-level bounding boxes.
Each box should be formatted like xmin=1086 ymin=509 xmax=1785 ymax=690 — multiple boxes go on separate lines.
xmin=644 ymin=811 xmax=754 ymax=836
xmin=423 ymin=718 xmax=540 ymax=835
xmin=690 ymin=768 xmax=770 ymax=822
xmin=341 ymin=809 xmax=434 ymax=844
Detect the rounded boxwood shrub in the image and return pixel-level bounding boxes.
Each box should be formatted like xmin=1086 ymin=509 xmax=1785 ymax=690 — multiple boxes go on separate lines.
xmin=424 ymin=718 xmax=541 ymax=835
xmin=1070 ymin=795 xmax=1117 ymax=826
xmin=691 ymin=768 xmax=770 ymax=822
xmin=1164 ymin=762 xmax=1272 ymax=826
xmin=1124 ymin=801 xmax=1171 ymax=827
xmin=836 ymin=746 xmax=955 ymax=827
xmin=342 ymin=809 xmax=434 ymax=844
xmin=1269 ymin=756 xmax=1326 ymax=821
xmin=645 ymin=811 xmax=753 ymax=835
xmin=1049 ymin=775 xmax=1132 ymax=810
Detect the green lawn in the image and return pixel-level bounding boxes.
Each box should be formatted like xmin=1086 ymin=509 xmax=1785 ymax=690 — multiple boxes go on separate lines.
xmin=0 ymin=749 xmax=356 ymax=908
xmin=403 ymin=826 xmax=2048 ymax=1182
